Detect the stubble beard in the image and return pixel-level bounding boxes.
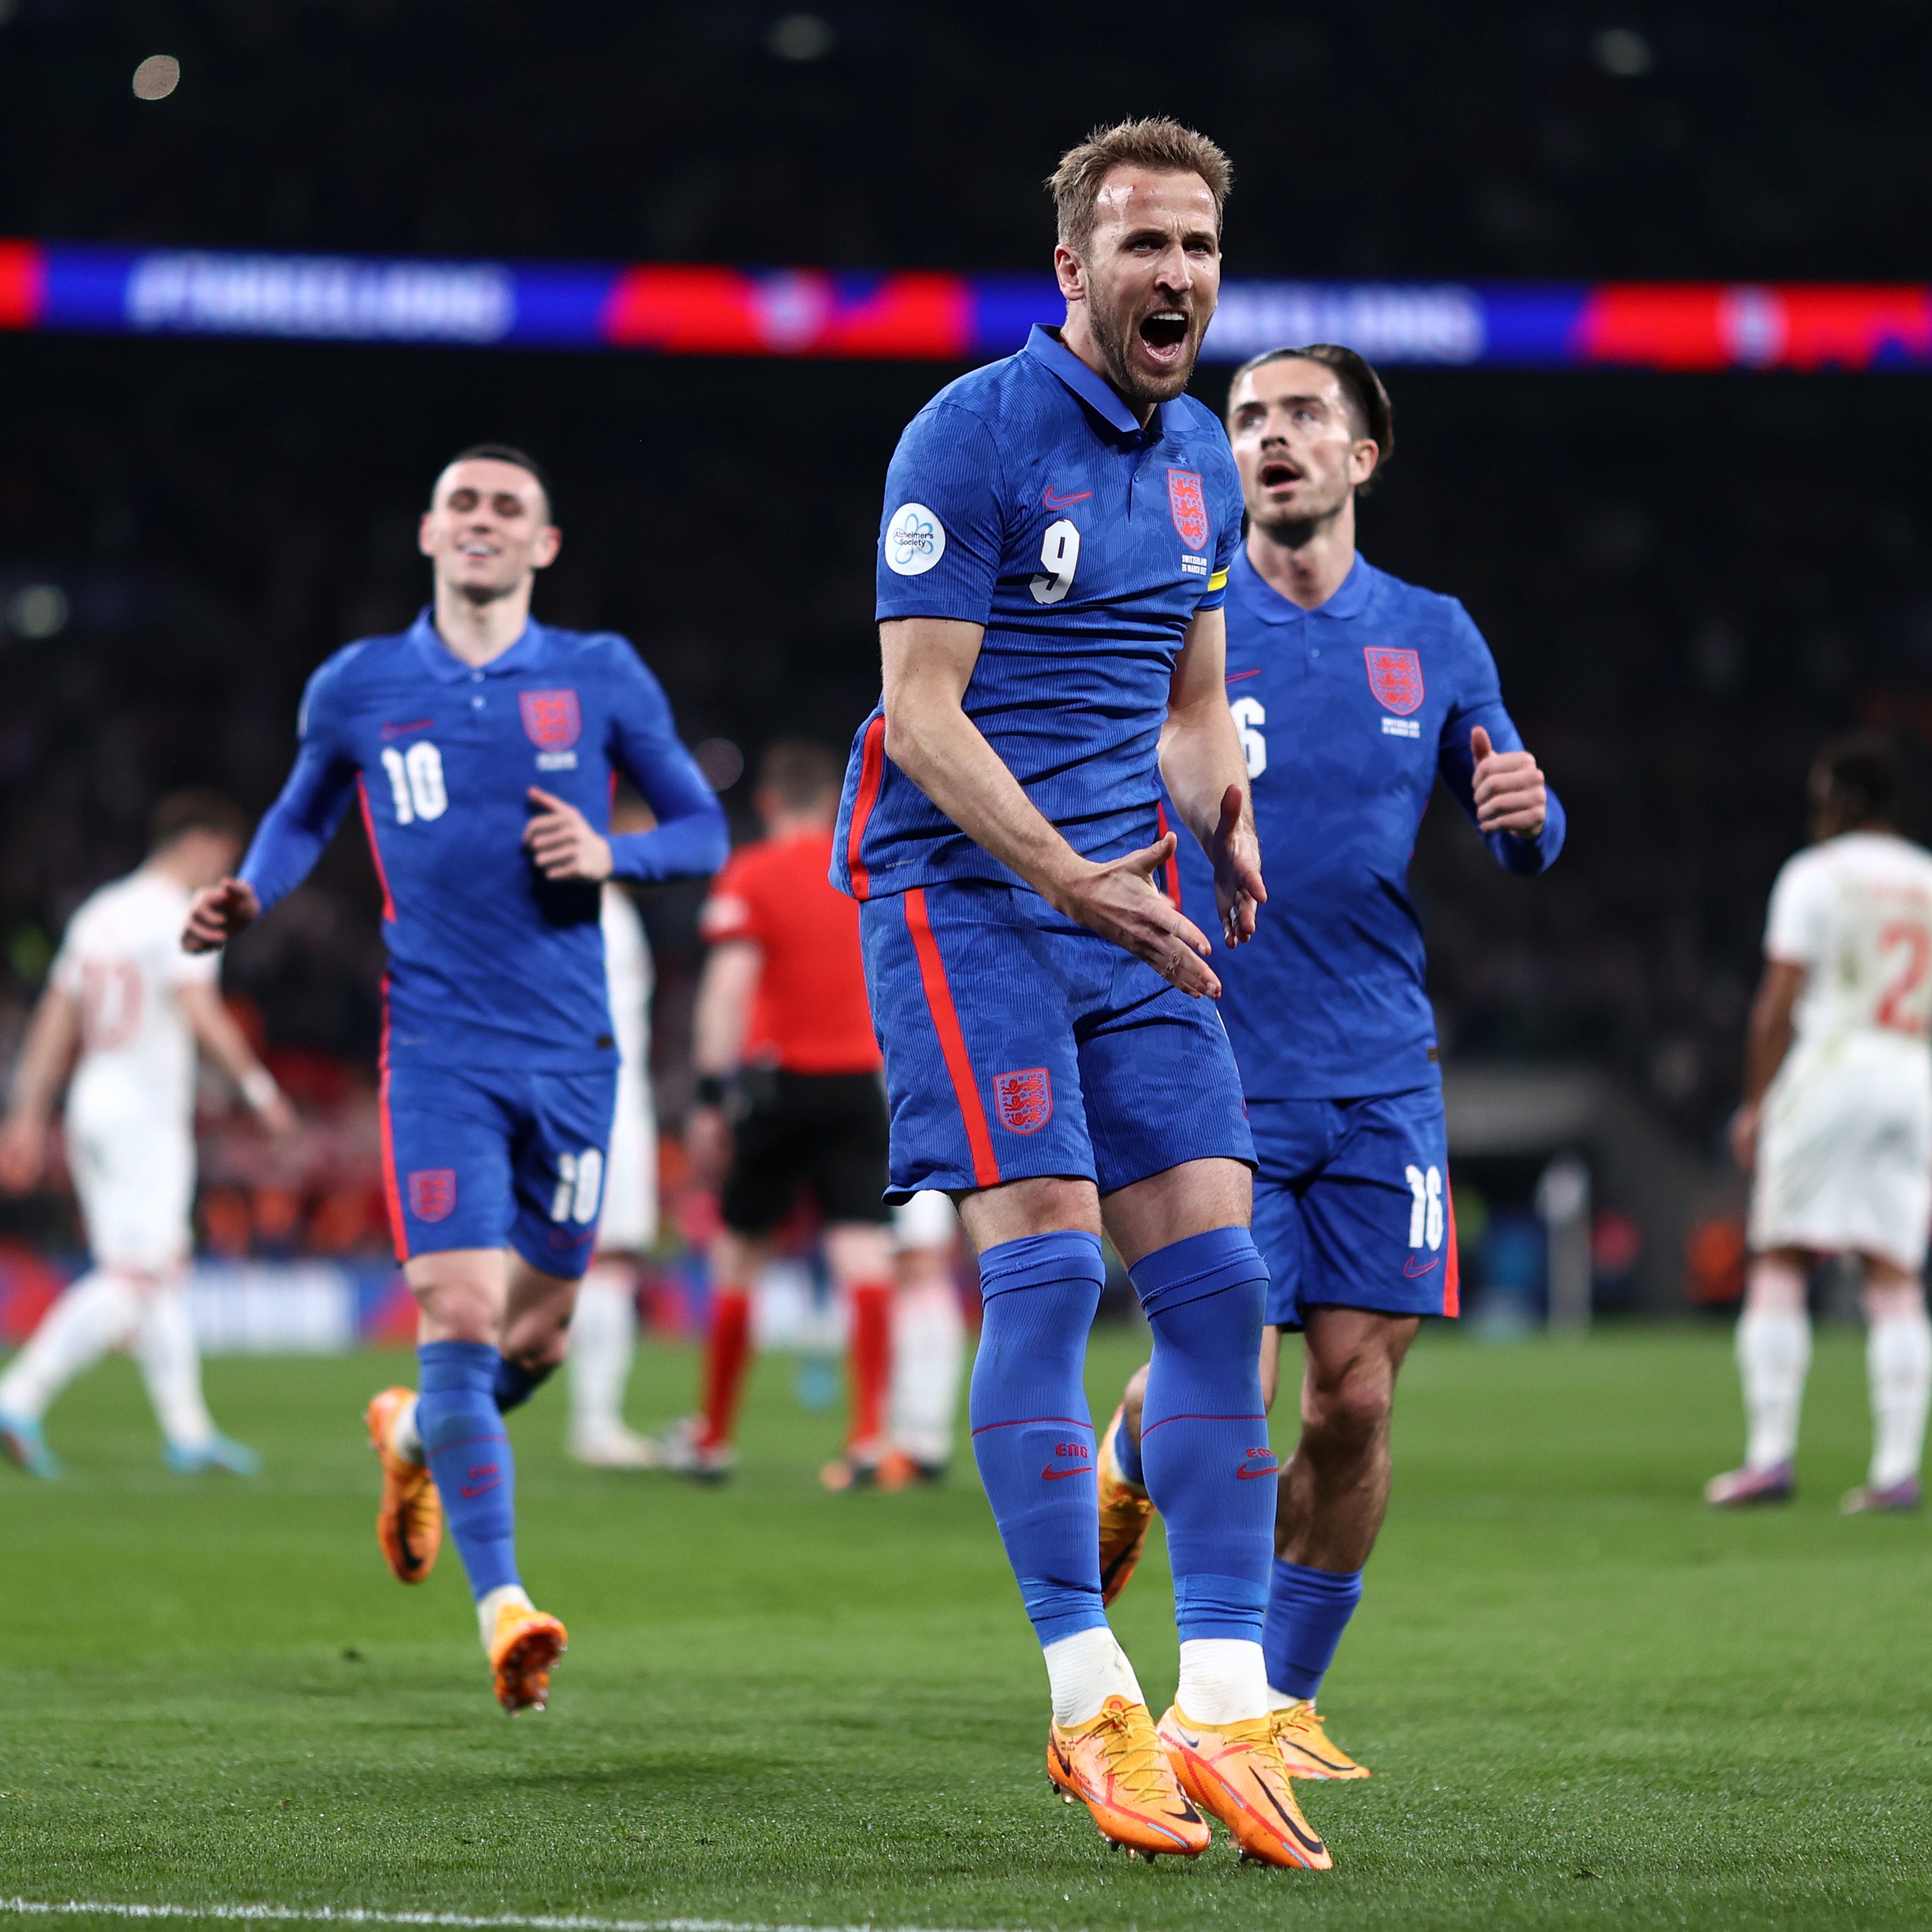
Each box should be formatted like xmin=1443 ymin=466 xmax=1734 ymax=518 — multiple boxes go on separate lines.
xmin=1088 ymin=299 xmax=1199 ymax=412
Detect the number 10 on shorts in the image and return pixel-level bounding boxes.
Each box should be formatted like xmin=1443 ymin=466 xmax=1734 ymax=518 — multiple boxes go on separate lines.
xmin=1405 ymin=1163 xmax=1444 ymax=1251
xmin=550 ymin=1149 xmax=604 ymax=1224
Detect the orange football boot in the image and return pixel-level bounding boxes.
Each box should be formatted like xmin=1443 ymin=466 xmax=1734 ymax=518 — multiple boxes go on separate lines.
xmin=1046 ymin=1695 xmax=1211 ymax=1860
xmin=1157 ymin=1705 xmax=1333 ymax=1869
xmin=1096 ymin=1404 xmax=1155 ymax=1606
xmin=1270 ymin=1700 xmax=1371 ymax=1780
xmin=364 ymin=1386 xmax=442 ymax=1585
xmin=489 ymin=1602 xmax=568 ymax=1714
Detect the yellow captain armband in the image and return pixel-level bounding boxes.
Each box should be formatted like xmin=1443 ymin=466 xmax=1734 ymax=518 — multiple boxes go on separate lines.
xmin=1207 ymin=569 xmax=1228 ymax=591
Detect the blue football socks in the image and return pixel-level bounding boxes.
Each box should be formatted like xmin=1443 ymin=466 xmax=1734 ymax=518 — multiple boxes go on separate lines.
xmin=1263 ymin=1560 xmax=1365 ymax=1701
xmin=417 ymin=1339 xmax=520 ymax=1601
xmin=1131 ymin=1227 xmax=1273 ymax=1643
xmin=491 ymin=1354 xmax=553 ymax=1415
xmin=1111 ymin=1401 xmax=1146 ymax=1487
xmin=968 ymin=1231 xmax=1110 ymax=1646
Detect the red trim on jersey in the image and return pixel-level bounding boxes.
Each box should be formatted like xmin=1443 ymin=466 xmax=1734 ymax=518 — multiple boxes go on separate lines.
xmin=904 ymin=888 xmax=999 ymax=1187
xmin=1442 ymin=1177 xmax=1460 ymax=1317
xmin=357 ymin=778 xmax=397 ymax=924
xmin=1154 ymin=800 xmax=1182 ymax=906
xmin=845 ymin=715 xmax=887 ymax=900
xmin=376 ymin=984 xmax=408 ymax=1261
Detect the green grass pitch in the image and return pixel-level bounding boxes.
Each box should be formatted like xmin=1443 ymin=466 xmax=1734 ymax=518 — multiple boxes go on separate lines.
xmin=3 ymin=1324 xmax=1930 ymax=1931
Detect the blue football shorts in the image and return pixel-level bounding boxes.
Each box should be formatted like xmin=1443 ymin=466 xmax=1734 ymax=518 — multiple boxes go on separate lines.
xmin=380 ymin=1059 xmax=618 ymax=1279
xmin=1249 ymin=1084 xmax=1460 ymax=1331
xmin=859 ymin=879 xmax=1254 ymax=1200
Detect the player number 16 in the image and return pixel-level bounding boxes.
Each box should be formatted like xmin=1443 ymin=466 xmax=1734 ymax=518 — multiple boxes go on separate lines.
xmin=1405 ymin=1163 xmax=1445 ymax=1251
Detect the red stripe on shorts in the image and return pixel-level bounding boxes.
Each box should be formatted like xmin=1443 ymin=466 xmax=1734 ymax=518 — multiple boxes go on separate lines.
xmin=1443 ymin=1176 xmax=1460 ymax=1317
xmin=1154 ymin=800 xmax=1182 ymax=906
xmin=845 ymin=715 xmax=887 ymax=900
xmin=903 ymin=887 xmax=1000 ymax=1188
xmin=376 ymin=986 xmax=409 ymax=1262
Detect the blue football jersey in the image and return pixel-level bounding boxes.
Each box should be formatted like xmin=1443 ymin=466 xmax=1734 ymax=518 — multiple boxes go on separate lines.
xmin=238 ymin=610 xmax=727 ymax=1072
xmin=832 ymin=324 xmax=1242 ymax=899
xmin=1168 ymin=551 xmax=1566 ymax=1100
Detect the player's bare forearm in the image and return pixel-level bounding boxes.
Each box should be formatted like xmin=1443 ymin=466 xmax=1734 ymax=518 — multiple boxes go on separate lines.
xmin=0 ymin=988 xmax=79 ymax=1190
xmin=177 ymin=984 xmax=293 ymax=1131
xmin=1741 ymin=963 xmax=1804 ymax=1109
xmin=1730 ymin=960 xmax=1804 ymax=1169
xmin=881 ymin=618 xmax=1225 ymax=994
xmin=5 ymin=986 xmax=80 ymax=1127
xmin=1159 ymin=610 xmax=1265 ymax=946
xmin=693 ymin=941 xmax=762 ymax=1077
xmin=880 ymin=618 xmax=1090 ymax=902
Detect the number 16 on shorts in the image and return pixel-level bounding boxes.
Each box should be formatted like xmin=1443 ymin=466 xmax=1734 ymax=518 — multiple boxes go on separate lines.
xmin=1405 ymin=1163 xmax=1445 ymax=1253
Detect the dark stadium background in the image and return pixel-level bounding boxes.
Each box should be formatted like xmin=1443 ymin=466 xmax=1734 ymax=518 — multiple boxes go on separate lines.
xmin=4 ymin=0 xmax=1931 ymax=1305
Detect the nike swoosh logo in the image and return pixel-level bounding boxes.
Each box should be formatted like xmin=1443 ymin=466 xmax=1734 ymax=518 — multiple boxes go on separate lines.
xmin=459 ymin=1478 xmax=503 ymax=1499
xmin=1041 ymin=484 xmax=1093 ymax=510
xmin=1236 ymin=1462 xmax=1280 ymax=1479
xmin=381 ymin=718 xmax=435 ymax=739
xmin=1173 ymin=1728 xmax=1203 ymax=1749
xmin=1226 ymin=668 xmax=1261 ymax=684
xmin=1403 ymin=1254 xmax=1441 ymax=1278
xmin=1041 ymin=1464 xmax=1094 ymax=1480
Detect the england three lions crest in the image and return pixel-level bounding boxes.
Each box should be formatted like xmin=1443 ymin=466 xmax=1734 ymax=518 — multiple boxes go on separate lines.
xmin=519 ymin=688 xmax=582 ymax=751
xmin=408 ymin=1168 xmax=457 ymax=1224
xmin=1166 ymin=469 xmax=1209 ymax=552
xmin=993 ymin=1068 xmax=1053 ymax=1135
xmin=1363 ymin=647 xmax=1424 ymax=717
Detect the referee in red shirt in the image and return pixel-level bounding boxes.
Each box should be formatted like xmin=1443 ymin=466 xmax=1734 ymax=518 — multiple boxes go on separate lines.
xmin=652 ymin=740 xmax=897 ymax=1485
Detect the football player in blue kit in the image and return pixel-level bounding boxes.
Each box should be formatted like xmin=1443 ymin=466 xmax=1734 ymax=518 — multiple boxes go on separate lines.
xmin=834 ymin=119 xmax=1329 ymax=1870
xmin=183 ymin=446 xmax=727 ymax=1712
xmin=1097 ymin=345 xmax=1565 ymax=1782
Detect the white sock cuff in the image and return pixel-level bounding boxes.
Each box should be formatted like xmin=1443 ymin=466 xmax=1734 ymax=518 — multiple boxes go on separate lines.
xmin=1175 ymin=1636 xmax=1270 ymax=1726
xmin=1042 ymin=1624 xmax=1143 ymax=1727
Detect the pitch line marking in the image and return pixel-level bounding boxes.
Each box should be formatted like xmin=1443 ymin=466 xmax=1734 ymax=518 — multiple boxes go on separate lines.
xmin=0 ymin=1902 xmax=1030 ymax=1932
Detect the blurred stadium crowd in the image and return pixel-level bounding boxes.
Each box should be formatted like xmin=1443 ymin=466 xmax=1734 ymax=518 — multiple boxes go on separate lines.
xmin=4 ymin=0 xmax=1932 ymax=1273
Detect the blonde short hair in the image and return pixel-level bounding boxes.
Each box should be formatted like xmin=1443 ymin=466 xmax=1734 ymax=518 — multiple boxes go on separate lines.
xmin=1048 ymin=117 xmax=1233 ymax=254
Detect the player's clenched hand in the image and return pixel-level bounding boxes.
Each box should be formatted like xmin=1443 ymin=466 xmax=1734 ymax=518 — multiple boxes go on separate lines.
xmin=0 ymin=1113 xmax=47 ymax=1193
xmin=182 ymin=878 xmax=260 ymax=954
xmin=1471 ymin=726 xmax=1547 ymax=839
xmin=1053 ymin=836 xmax=1223 ymax=998
xmin=1207 ymin=783 xmax=1266 ymax=948
xmin=524 ymin=786 xmax=613 ymax=882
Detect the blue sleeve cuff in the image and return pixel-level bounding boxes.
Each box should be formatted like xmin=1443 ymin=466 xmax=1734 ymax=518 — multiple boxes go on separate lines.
xmin=1487 ymin=788 xmax=1565 ymax=874
xmin=608 ymin=802 xmax=729 ymax=885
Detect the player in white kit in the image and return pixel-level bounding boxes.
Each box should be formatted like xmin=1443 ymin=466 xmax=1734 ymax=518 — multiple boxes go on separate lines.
xmin=0 ymin=793 xmax=294 ymax=1477
xmin=1711 ymin=735 xmax=1932 ymax=1513
xmin=566 ymin=848 xmax=661 ymax=1468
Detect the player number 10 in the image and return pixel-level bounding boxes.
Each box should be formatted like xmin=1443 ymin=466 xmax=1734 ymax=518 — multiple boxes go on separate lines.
xmin=1029 ymin=518 xmax=1081 ymax=605
xmin=379 ymin=741 xmax=449 ymax=825
xmin=1405 ymin=1163 xmax=1444 ymax=1251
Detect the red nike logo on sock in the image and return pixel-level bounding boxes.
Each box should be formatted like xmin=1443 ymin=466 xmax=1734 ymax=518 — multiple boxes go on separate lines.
xmin=1041 ymin=1464 xmax=1095 ymax=1480
xmin=1236 ymin=1461 xmax=1280 ymax=1479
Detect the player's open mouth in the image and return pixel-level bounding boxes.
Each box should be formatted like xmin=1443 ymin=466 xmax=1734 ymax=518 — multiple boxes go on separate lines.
xmin=1259 ymin=461 xmax=1302 ymax=488
xmin=458 ymin=540 xmax=500 ymax=557
xmin=1139 ymin=310 xmax=1190 ymax=355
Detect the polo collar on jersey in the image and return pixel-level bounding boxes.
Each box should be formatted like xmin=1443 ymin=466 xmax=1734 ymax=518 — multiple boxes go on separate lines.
xmin=408 ymin=606 xmax=545 ymax=682
xmin=1023 ymin=325 xmax=1180 ymax=442
xmin=1231 ymin=547 xmax=1373 ymax=625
